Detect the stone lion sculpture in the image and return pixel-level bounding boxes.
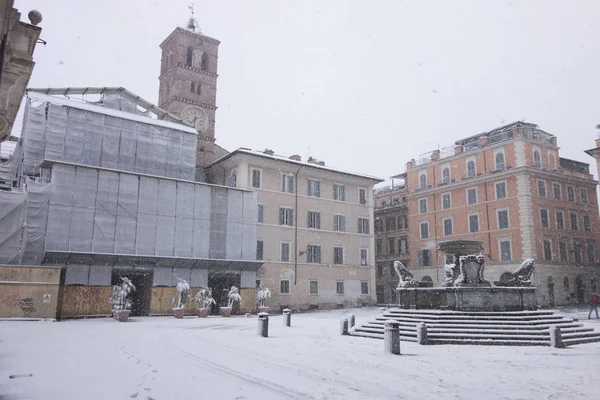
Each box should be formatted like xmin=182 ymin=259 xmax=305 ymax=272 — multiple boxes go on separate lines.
xmin=394 ymin=260 xmax=418 ymax=288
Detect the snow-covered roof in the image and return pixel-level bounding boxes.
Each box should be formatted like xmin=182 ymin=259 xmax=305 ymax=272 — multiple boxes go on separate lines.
xmin=26 ymin=89 xmax=197 ymax=135
xmin=209 ymin=148 xmax=384 ymax=182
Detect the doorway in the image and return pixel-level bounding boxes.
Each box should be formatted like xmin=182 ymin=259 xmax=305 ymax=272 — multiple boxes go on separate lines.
xmin=208 ymin=273 xmax=241 ymax=314
xmin=112 ymin=269 xmax=153 ymax=316
xmin=376 ymin=285 xmax=384 ymax=304
xmin=547 ymin=277 xmax=555 ymax=308
xmin=575 ymin=276 xmax=585 ymax=304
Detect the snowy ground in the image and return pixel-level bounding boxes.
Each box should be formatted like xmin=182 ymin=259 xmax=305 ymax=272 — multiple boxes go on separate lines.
xmin=1 ymin=308 xmax=600 ymax=400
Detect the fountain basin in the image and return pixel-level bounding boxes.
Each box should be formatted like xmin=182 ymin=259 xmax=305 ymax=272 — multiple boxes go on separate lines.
xmin=396 ymin=286 xmax=537 ymax=312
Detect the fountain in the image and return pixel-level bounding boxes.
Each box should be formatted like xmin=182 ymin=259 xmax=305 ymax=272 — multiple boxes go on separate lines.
xmin=395 ymin=239 xmax=537 ymax=311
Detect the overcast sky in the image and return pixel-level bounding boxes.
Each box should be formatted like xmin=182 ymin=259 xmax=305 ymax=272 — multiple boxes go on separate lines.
xmin=14 ymin=0 xmax=600 ymax=183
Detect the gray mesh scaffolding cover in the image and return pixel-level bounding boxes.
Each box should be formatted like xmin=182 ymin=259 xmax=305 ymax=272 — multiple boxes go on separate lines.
xmin=0 ymin=190 xmax=27 ymax=264
xmin=22 ymin=97 xmax=196 ymax=180
xmin=20 ymin=179 xmax=51 ymax=265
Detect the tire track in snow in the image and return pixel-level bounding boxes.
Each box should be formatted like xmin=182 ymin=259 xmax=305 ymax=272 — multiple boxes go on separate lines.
xmin=160 ymin=333 xmax=318 ymax=400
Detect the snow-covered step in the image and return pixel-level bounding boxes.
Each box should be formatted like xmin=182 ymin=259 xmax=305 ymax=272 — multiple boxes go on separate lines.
xmin=381 ymin=313 xmax=566 ymax=321
xmin=428 ymin=338 xmax=549 ymax=346
xmin=562 ymin=337 xmax=600 ymax=346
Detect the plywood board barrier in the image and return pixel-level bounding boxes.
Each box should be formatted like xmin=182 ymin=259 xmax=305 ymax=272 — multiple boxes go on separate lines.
xmin=0 ymin=283 xmax=60 ymax=319
xmin=60 ymin=286 xmax=112 ymax=318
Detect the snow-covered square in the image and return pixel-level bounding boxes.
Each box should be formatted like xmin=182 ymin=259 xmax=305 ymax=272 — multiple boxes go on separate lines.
xmin=2 ymin=308 xmax=600 ymax=400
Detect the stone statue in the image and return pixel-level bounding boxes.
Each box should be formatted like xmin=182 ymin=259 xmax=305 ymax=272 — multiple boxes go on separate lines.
xmin=394 ymin=260 xmax=418 ymax=288
xmin=442 ymin=263 xmax=455 ymax=287
xmin=454 ymin=254 xmax=489 ymax=286
xmin=497 ymin=259 xmax=535 ymax=287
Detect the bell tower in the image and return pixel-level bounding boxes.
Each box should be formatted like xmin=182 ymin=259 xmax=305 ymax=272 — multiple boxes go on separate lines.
xmin=158 ymin=7 xmax=222 ymax=173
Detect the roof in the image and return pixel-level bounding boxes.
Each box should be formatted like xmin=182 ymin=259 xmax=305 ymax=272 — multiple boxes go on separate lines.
xmin=208 ymin=148 xmax=384 ymax=182
xmin=454 ymin=121 xmax=541 ymax=145
xmin=160 ymin=27 xmax=220 ymax=48
xmin=26 ymin=89 xmax=198 ymax=135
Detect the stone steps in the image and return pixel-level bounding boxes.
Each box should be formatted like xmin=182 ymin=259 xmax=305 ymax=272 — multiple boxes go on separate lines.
xmin=349 ymin=309 xmax=600 ymax=347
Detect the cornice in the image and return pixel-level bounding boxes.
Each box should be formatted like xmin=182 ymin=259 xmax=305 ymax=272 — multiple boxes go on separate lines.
xmin=161 ymin=96 xmax=218 ymax=111
xmin=159 ymin=63 xmax=219 ymax=80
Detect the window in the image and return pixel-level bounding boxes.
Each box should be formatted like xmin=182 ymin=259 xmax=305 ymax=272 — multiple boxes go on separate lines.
xmin=251 ymin=169 xmax=261 ymax=188
xmin=556 ymin=211 xmax=564 ymax=230
xmin=386 ymin=217 xmax=395 ymax=231
xmin=282 ymin=174 xmax=294 ymax=193
xmin=333 ymin=215 xmax=346 ymax=232
xmin=495 ymin=151 xmax=505 ymax=170
xmin=442 ymin=166 xmax=450 ymax=184
xmin=533 ymin=150 xmax=541 ymax=168
xmin=307 ymin=211 xmax=321 ymax=229
xmin=280 ymin=242 xmax=290 ymax=262
xmin=279 ymin=208 xmax=294 ymax=226
xmin=499 ymin=239 xmax=512 ymax=261
xmin=587 ymin=241 xmax=596 ymax=264
xmin=563 ymin=277 xmax=570 ymax=291
xmin=559 ymin=240 xmax=568 ymax=262
xmin=376 ymin=239 xmax=383 ymax=256
xmin=190 ymin=81 xmax=195 ymax=93
xmin=256 ymin=240 xmax=264 ymax=260
xmin=359 ymin=188 xmax=367 ymax=205
xmin=358 ymin=218 xmax=369 ymax=234
xmin=419 ymin=173 xmax=427 ymax=189
xmin=495 ymin=182 xmax=507 ymax=200
xmin=361 ymin=282 xmax=369 ymax=294
xmin=419 ymin=249 xmax=431 ymax=266
xmin=309 ymin=281 xmax=319 ymax=294
xmin=443 ymin=218 xmax=453 ymax=236
xmin=419 ymin=198 xmax=427 ymax=213
xmin=333 ymin=184 xmax=345 ymax=201
xmin=388 ymin=238 xmax=395 ymax=255
xmin=574 ymin=241 xmax=582 ymax=264
xmin=398 ymin=215 xmax=408 ymax=229
xmin=543 ymin=239 xmax=552 ymax=261
xmin=584 ymin=215 xmax=591 ymax=232
xmin=228 ymin=170 xmax=237 ymax=187
xmin=467 ymin=188 xmax=477 ymax=205
xmin=570 ymin=212 xmax=578 ymax=231
xmin=469 ymin=214 xmax=479 ymax=233
xmin=420 ymin=221 xmax=429 ymax=239
xmin=399 ymin=238 xmax=408 ymax=254
xmin=307 ymin=179 xmax=320 ymax=197
xmin=201 ymin=53 xmax=209 ymax=71
xmin=537 ymin=180 xmax=546 ymax=197
xmin=377 ymin=265 xmax=383 ymax=276
xmin=467 ymin=160 xmax=476 ymax=178
xmin=567 ymin=186 xmax=575 ymax=202
xmin=581 ymin=188 xmax=589 ymax=204
xmin=333 ymin=247 xmax=344 ymax=264
xmin=540 ymin=208 xmax=549 ymax=228
xmin=196 ymin=83 xmax=201 ymax=95
xmin=257 ymin=204 xmax=264 ymax=223
xmin=336 ymin=281 xmax=344 ymax=295
xmin=497 ymin=209 xmax=509 ymax=229
xmin=186 ymin=47 xmax=193 ymax=66
xmin=553 ymin=183 xmax=561 ymax=200
xmin=442 ymin=193 xmax=451 ymax=209
xmin=307 ymin=245 xmax=321 ymax=263
xmin=280 ymin=280 xmax=290 ymax=294
xmin=360 ymin=248 xmax=368 ymax=266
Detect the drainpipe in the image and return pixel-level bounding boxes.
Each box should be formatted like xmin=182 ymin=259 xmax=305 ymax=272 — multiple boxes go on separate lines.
xmin=294 ymin=166 xmax=301 ymax=285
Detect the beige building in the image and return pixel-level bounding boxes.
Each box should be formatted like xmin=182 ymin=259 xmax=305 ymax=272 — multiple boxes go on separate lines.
xmin=207 ymin=149 xmax=383 ymax=311
xmin=401 ymin=122 xmax=600 ymax=307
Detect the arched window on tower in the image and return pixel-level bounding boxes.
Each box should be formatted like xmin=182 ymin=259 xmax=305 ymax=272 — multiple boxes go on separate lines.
xmin=186 ymin=47 xmax=193 ymax=67
xmin=197 ymin=83 xmax=201 ymax=95
xmin=190 ymin=82 xmax=195 ymax=93
xmin=467 ymin=160 xmax=476 ymax=178
xmin=201 ymin=53 xmax=209 ymax=71
xmin=534 ymin=150 xmax=541 ymax=168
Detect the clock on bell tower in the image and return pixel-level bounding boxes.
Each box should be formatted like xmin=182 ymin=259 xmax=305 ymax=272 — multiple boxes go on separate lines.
xmin=158 ymin=10 xmax=223 ymax=173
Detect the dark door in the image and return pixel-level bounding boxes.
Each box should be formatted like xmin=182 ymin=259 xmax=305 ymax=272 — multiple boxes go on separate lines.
xmin=376 ymin=285 xmax=385 ymax=304
xmin=112 ymin=270 xmax=153 ymax=316
xmin=575 ymin=276 xmax=585 ymax=304
xmin=548 ymin=283 xmax=555 ymax=307
xmin=208 ymin=273 xmax=241 ymax=314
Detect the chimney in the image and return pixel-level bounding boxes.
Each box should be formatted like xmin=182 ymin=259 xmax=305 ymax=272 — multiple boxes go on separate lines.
xmin=289 ymin=154 xmax=301 ymax=161
xmin=307 ymin=157 xmax=316 ymax=163
xmin=406 ymin=158 xmax=415 ymax=170
xmin=264 ymin=149 xmax=274 ymax=155
xmin=317 ymin=161 xmax=325 ymax=166
xmin=431 ymin=150 xmax=440 ymax=161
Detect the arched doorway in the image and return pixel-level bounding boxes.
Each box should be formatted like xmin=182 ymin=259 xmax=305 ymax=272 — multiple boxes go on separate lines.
xmin=547 ymin=276 xmax=555 ymax=307
xmin=575 ymin=276 xmax=585 ymax=304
